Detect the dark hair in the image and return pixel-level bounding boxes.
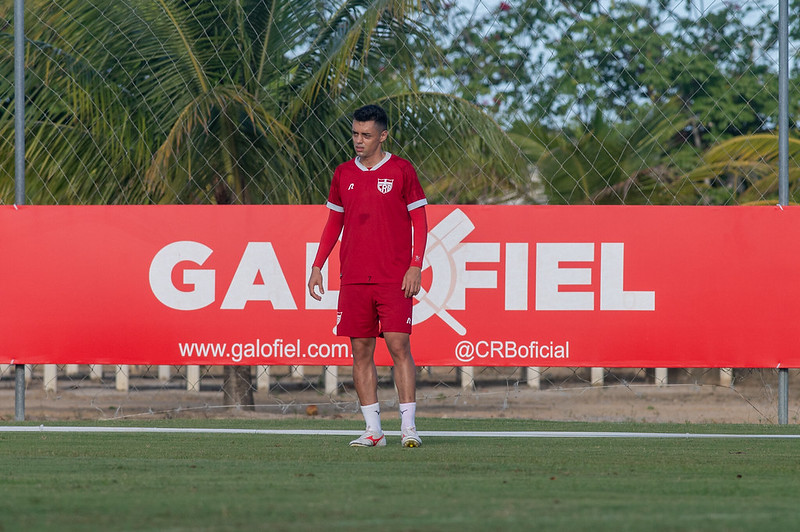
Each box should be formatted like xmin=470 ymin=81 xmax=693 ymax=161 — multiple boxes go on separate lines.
xmin=353 ymin=104 xmax=388 ymax=132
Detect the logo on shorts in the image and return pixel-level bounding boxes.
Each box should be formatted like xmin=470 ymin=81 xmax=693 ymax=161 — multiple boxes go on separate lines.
xmin=334 ymin=311 xmax=342 ymax=335
xmin=377 ymin=178 xmax=393 ymax=194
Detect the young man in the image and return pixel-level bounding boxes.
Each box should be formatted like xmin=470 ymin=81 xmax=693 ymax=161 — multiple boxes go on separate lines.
xmin=307 ymin=104 xmax=428 ymax=448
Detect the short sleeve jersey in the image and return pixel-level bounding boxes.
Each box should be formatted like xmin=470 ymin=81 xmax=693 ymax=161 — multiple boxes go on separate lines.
xmin=326 ymin=153 xmax=427 ymax=285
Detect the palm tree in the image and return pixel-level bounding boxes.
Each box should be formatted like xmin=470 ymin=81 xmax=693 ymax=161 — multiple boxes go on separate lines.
xmin=3 ymin=0 xmax=527 ymax=205
xmin=1 ymin=0 xmax=526 ymax=405
xmin=509 ymin=103 xmax=692 ymax=205
xmin=0 ymin=2 xmax=151 ymax=204
xmin=687 ymin=133 xmax=800 ymax=205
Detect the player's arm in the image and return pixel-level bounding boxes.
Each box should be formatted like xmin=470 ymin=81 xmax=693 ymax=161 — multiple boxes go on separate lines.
xmin=308 ymin=209 xmax=344 ymax=301
xmin=402 ymin=206 xmax=427 ymax=298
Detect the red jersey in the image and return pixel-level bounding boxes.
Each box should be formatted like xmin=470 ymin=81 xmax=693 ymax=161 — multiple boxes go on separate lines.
xmin=326 ymin=153 xmax=427 ymax=285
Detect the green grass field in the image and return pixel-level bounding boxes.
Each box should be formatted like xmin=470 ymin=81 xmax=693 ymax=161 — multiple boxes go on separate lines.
xmin=1 ymin=418 xmax=799 ymax=531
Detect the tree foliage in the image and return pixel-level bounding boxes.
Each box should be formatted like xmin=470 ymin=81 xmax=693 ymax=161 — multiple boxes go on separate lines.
xmin=510 ymin=102 xmax=690 ymax=204
xmin=688 ymin=133 xmax=800 ymax=205
xmin=2 ymin=0 xmax=796 ymax=208
xmin=0 ymin=0 xmax=525 ymax=206
xmin=432 ymin=0 xmax=782 ymax=146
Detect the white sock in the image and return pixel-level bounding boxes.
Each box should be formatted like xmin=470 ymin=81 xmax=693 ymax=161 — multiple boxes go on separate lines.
xmin=399 ymin=402 xmax=416 ymax=431
xmin=360 ymin=402 xmax=382 ymax=433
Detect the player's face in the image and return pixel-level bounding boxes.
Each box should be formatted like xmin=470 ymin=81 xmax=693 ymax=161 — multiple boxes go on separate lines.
xmin=352 ymin=120 xmax=388 ymax=164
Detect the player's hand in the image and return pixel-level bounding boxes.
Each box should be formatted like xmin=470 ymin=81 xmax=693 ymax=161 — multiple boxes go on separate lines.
xmin=308 ymin=266 xmax=324 ymax=301
xmin=402 ymin=266 xmax=422 ymax=298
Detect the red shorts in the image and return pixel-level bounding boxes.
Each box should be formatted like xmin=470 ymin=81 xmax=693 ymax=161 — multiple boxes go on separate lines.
xmin=336 ymin=283 xmax=413 ymax=337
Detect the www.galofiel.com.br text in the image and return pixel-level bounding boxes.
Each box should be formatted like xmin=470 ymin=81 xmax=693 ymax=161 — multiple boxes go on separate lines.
xmin=178 ymin=339 xmax=350 ymax=362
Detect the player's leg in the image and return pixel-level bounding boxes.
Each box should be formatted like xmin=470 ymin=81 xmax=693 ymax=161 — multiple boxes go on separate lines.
xmin=348 ymin=337 xmax=385 ymax=446
xmin=351 ymin=337 xmax=379 ymax=406
xmin=375 ymin=284 xmax=416 ymax=402
xmin=376 ymin=284 xmax=421 ymax=447
xmin=336 ymin=284 xmax=384 ymax=447
xmin=383 ymin=332 xmax=415 ymax=404
xmin=384 ymin=332 xmax=421 ymax=447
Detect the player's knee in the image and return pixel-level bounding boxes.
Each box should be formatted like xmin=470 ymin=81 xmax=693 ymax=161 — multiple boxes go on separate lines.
xmin=383 ymin=336 xmax=407 ymax=352
xmin=387 ymin=344 xmax=413 ymax=365
xmin=351 ymin=348 xmax=375 ymax=366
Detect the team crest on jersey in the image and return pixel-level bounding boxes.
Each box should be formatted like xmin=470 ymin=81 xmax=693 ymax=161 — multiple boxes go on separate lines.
xmin=377 ymin=178 xmax=394 ymax=194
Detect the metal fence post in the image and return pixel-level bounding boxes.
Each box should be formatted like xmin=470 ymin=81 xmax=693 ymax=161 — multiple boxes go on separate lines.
xmin=14 ymin=0 xmax=26 ymax=421
xmin=778 ymin=0 xmax=789 ymax=425
xmin=779 ymin=369 xmax=789 ymax=424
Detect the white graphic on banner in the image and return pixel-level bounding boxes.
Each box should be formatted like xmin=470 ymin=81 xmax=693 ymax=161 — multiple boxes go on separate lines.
xmin=415 ymin=210 xmax=656 ymax=334
xmin=149 ymin=241 xmax=296 ymax=311
xmin=535 ymin=242 xmax=655 ymax=311
xmin=304 ymin=242 xmax=339 ymax=310
xmin=149 ymin=241 xmax=215 ymax=311
xmin=220 ymin=243 xmax=296 ymax=310
xmin=148 ymin=211 xmax=655 ymax=326
xmin=414 ymin=209 xmax=500 ymax=335
xmin=599 ymin=243 xmax=656 ymax=310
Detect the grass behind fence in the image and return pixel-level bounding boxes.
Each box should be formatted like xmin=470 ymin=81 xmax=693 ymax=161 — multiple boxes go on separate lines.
xmin=1 ymin=419 xmax=799 ymax=531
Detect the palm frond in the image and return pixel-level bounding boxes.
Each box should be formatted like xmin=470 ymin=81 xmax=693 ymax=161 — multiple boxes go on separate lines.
xmin=687 ymin=133 xmax=800 ymax=204
xmin=287 ymin=0 xmax=423 ymax=119
xmin=380 ymin=91 xmax=527 ymax=203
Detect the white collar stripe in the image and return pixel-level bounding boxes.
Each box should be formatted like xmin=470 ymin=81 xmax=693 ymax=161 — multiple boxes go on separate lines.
xmin=355 ymin=152 xmax=392 ymax=171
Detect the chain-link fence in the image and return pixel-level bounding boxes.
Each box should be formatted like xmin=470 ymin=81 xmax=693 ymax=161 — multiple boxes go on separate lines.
xmin=2 ymin=364 xmax=799 ymax=423
xmin=2 ymin=0 xmax=800 ymax=422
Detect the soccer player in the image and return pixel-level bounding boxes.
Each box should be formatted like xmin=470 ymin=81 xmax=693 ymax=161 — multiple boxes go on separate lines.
xmin=308 ymin=104 xmax=428 ymax=448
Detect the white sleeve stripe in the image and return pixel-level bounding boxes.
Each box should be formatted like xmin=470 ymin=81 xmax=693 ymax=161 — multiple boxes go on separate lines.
xmin=407 ymin=198 xmax=428 ymax=211
xmin=326 ymin=201 xmax=344 ymax=213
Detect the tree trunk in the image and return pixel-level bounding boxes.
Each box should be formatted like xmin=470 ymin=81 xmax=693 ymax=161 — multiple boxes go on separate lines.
xmin=222 ymin=365 xmax=255 ymax=410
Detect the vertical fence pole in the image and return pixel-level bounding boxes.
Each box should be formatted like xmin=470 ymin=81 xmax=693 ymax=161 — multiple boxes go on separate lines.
xmin=778 ymin=0 xmax=790 ymax=425
xmin=779 ymin=369 xmax=789 ymax=424
xmin=779 ymin=0 xmax=789 ymax=206
xmin=15 ymin=364 xmax=26 ymax=421
xmin=14 ymin=0 xmax=27 ymax=422
xmin=14 ymin=0 xmax=25 ymax=206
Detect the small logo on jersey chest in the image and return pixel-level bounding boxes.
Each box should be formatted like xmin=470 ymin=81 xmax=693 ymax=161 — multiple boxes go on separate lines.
xmin=347 ymin=183 xmax=354 ymax=190
xmin=377 ymin=178 xmax=394 ymax=194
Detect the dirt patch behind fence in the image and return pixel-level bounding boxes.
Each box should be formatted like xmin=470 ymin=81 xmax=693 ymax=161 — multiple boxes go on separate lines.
xmin=1 ymin=376 xmax=792 ymax=424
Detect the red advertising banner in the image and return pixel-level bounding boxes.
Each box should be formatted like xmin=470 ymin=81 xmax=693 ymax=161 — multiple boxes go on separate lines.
xmin=0 ymin=204 xmax=798 ymax=368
